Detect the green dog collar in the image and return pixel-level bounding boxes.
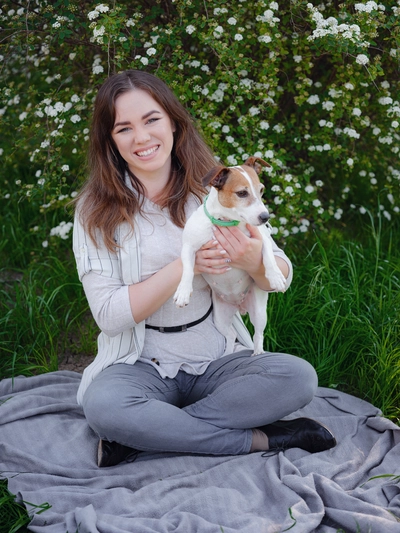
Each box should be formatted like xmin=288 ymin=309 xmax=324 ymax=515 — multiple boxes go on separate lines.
xmin=203 ymin=195 xmax=240 ymax=227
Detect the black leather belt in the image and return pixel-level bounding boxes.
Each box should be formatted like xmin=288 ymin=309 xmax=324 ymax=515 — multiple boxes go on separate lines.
xmin=145 ymin=304 xmax=213 ymax=333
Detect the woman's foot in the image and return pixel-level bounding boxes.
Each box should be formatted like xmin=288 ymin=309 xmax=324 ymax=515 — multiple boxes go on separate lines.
xmin=97 ymin=439 xmax=139 ymax=467
xmin=257 ymin=417 xmax=336 ymax=454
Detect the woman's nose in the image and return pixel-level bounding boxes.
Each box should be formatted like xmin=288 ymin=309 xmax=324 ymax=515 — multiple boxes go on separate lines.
xmin=134 ymin=127 xmax=151 ymax=144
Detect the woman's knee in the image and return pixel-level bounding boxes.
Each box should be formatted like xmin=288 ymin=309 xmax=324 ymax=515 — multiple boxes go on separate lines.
xmin=82 ymin=378 xmax=144 ymax=437
xmin=258 ymin=352 xmax=318 ymax=404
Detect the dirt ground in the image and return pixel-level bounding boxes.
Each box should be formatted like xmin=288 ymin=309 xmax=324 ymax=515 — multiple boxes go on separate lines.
xmin=58 ymin=353 xmax=94 ymax=374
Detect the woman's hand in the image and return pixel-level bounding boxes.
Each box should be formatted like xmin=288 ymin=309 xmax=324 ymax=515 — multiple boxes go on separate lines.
xmin=212 ymin=224 xmax=289 ymax=291
xmin=194 ymin=239 xmax=232 ymax=275
xmin=212 ymin=224 xmax=264 ymax=275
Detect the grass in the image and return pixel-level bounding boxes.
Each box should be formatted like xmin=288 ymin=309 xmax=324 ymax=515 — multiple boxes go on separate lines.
xmin=0 ymin=479 xmax=50 ymax=533
xmin=0 ymin=201 xmax=96 ymax=378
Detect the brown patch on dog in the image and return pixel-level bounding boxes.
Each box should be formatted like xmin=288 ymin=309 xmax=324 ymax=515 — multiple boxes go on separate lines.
xmin=216 ymin=167 xmax=259 ymax=209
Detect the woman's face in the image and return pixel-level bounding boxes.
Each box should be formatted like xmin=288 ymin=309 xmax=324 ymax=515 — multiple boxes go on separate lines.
xmin=111 ymin=89 xmax=175 ymax=187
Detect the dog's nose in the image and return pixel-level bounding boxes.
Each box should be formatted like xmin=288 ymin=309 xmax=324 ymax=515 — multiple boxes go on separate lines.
xmin=258 ymin=212 xmax=270 ymax=224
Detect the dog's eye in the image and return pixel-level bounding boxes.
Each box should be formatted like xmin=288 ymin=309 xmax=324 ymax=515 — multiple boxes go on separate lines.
xmin=236 ymin=190 xmax=249 ymax=198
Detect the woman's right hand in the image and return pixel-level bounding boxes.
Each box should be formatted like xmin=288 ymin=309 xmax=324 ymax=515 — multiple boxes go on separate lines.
xmin=194 ymin=239 xmax=232 ymax=275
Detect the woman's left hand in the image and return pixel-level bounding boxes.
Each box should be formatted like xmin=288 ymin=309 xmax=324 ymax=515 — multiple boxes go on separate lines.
xmin=212 ymin=224 xmax=263 ymax=276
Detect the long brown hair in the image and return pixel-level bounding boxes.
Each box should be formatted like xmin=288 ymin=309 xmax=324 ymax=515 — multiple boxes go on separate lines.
xmin=76 ymin=70 xmax=216 ymax=251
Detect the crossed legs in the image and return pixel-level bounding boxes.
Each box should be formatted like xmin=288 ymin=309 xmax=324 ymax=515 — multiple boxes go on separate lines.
xmin=82 ymin=350 xmax=318 ymax=456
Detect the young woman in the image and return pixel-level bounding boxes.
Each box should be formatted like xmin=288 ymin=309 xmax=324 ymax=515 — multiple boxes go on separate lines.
xmin=73 ymin=70 xmax=336 ymax=467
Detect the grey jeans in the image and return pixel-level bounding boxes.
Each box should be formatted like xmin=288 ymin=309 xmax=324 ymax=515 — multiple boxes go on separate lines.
xmin=82 ymin=350 xmax=318 ymax=455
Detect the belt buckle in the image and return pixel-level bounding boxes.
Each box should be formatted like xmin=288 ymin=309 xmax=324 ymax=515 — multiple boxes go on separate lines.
xmin=181 ymin=324 xmax=187 ymax=332
xmin=159 ymin=327 xmax=165 ymax=333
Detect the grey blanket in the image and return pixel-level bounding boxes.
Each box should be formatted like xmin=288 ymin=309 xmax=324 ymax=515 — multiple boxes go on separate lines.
xmin=1 ymin=371 xmax=400 ymax=533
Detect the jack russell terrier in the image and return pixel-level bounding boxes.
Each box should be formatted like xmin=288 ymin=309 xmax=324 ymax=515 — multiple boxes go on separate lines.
xmin=173 ymin=156 xmax=287 ymax=355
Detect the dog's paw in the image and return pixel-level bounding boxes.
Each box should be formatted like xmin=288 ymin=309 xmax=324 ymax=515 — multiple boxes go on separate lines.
xmin=266 ymin=269 xmax=286 ymax=291
xmin=173 ymin=285 xmax=192 ymax=308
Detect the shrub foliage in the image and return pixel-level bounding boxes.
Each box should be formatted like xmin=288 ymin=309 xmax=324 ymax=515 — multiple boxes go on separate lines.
xmin=0 ymin=0 xmax=399 ymax=249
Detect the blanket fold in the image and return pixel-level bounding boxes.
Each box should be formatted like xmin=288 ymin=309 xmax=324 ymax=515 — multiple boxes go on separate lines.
xmin=1 ymin=371 xmax=400 ymax=533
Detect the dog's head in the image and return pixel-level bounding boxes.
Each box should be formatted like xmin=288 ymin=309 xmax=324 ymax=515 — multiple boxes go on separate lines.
xmin=202 ymin=157 xmax=271 ymax=226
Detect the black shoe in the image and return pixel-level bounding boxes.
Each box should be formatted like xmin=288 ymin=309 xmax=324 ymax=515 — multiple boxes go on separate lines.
xmin=97 ymin=439 xmax=139 ymax=467
xmin=258 ymin=417 xmax=336 ymax=455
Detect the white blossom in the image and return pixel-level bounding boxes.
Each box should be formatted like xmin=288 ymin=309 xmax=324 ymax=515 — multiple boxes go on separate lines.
xmin=234 ymin=34 xmax=243 ymax=41
xmin=93 ymin=65 xmax=104 ymax=74
xmin=343 ymin=127 xmax=360 ymax=139
xmin=228 ymin=17 xmax=237 ymax=25
xmin=61 ymin=165 xmax=69 ymax=172
xmin=186 ymin=25 xmax=195 ymax=34
xmin=294 ymin=55 xmax=302 ymax=63
xmin=378 ymin=96 xmax=393 ymax=105
xmin=258 ymin=35 xmax=272 ymax=43
xmin=347 ymin=158 xmax=354 ymax=166
xmin=147 ymin=47 xmax=156 ymax=56
xmin=355 ymin=1 xmax=378 ymax=13
xmin=307 ymin=95 xmax=320 ymax=105
xmin=50 ymin=221 xmax=73 ymax=240
xmin=259 ymin=121 xmax=270 ymax=130
xmin=352 ymin=108 xmax=362 ymax=116
xmin=70 ymin=115 xmax=81 ymax=123
xmin=356 ymin=54 xmax=369 ymax=65
xmin=322 ymin=100 xmax=335 ymax=111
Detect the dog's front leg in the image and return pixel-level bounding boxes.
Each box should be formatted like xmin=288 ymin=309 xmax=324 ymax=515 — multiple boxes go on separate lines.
xmin=260 ymin=228 xmax=287 ymax=291
xmin=173 ymin=242 xmax=197 ymax=307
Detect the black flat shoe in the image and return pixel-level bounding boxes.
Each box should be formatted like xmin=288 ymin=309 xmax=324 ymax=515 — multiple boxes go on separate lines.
xmin=97 ymin=439 xmax=139 ymax=467
xmin=258 ymin=417 xmax=336 ymax=455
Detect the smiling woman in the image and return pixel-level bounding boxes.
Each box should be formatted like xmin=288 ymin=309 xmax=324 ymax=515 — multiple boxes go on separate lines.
xmin=72 ymin=70 xmax=335 ymax=468
xmin=111 ymin=90 xmax=175 ymax=199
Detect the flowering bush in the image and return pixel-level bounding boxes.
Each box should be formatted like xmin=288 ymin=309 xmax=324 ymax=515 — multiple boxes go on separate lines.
xmin=1 ymin=0 xmax=399 ymax=249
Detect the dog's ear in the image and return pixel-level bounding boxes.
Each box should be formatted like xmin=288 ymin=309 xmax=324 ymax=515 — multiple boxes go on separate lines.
xmin=202 ymin=166 xmax=230 ymax=189
xmin=244 ymin=156 xmax=271 ymax=175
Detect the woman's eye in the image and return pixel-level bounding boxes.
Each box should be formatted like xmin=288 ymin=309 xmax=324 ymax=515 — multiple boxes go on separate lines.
xmin=147 ymin=117 xmax=159 ymax=124
xmin=117 ymin=127 xmax=130 ymax=133
xmin=236 ymin=190 xmax=249 ymax=198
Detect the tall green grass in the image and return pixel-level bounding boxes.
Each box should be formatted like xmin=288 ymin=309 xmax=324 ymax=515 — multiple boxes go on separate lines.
xmin=0 ymin=202 xmax=96 ymax=379
xmin=263 ymin=215 xmax=400 ymax=422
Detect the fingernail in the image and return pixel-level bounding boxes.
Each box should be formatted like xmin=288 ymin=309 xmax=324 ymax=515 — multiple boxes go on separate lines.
xmin=212 ymin=240 xmax=218 ymax=245
xmin=220 ymin=249 xmax=227 ymax=254
xmin=225 ymin=267 xmax=232 ymax=271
